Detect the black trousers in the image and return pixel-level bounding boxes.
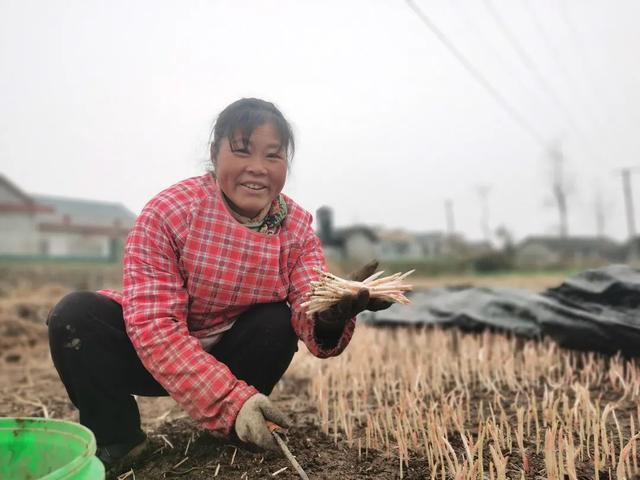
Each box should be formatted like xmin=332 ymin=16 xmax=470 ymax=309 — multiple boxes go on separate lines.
xmin=48 ymin=291 xmax=298 ymax=446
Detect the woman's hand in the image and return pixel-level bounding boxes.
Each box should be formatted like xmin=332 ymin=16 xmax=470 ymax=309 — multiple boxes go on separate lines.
xmin=349 ymin=260 xmax=394 ymax=312
xmin=314 ymin=260 xmax=393 ymax=334
xmin=234 ymin=394 xmax=291 ymax=451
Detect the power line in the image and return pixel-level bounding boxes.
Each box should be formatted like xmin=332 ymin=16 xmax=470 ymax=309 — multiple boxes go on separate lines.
xmin=558 ymin=0 xmax=622 ymax=160
xmin=525 ymin=0 xmax=586 ymax=104
xmin=404 ymin=0 xmax=546 ymax=148
xmin=448 ymin=0 xmax=550 ymax=110
xmin=523 ymin=1 xmax=608 ymax=158
xmin=453 ymin=0 xmax=595 ymax=158
xmin=561 ymin=0 xmax=640 ymax=147
xmin=558 ymin=1 xmax=604 ymax=112
xmin=482 ymin=0 xmax=585 ymax=144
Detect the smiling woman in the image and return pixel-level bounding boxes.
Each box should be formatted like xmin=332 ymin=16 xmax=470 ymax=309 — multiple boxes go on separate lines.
xmin=46 ymin=97 xmax=393 ymax=474
xmin=211 ymin=99 xmax=291 ymax=222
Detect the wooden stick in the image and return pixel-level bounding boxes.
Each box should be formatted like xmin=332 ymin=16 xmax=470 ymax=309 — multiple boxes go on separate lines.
xmin=266 ymin=421 xmax=310 ymax=480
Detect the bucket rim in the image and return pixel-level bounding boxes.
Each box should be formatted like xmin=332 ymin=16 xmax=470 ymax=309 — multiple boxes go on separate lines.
xmin=0 ymin=417 xmax=98 ymax=480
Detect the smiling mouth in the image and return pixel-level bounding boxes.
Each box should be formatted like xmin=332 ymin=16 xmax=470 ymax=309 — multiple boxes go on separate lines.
xmin=241 ymin=183 xmax=267 ymax=191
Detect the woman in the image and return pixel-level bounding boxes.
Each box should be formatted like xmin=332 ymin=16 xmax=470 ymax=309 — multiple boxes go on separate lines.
xmin=48 ymin=98 xmax=390 ymax=470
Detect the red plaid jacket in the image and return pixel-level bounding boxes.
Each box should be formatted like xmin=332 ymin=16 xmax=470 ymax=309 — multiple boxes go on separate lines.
xmin=99 ymin=174 xmax=356 ymax=434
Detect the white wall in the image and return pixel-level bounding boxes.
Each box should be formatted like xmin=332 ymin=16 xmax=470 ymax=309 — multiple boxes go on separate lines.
xmin=0 ymin=213 xmax=39 ymax=255
xmin=344 ymin=233 xmax=377 ymax=264
xmin=377 ymin=240 xmax=423 ymax=261
xmin=419 ymin=237 xmax=447 ymax=258
xmin=321 ymin=245 xmax=343 ymax=263
xmin=516 ymin=244 xmax=559 ymax=268
xmin=41 ymin=232 xmax=111 ymax=258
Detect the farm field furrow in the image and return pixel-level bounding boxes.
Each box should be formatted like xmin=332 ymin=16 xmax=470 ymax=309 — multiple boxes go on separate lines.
xmin=2 ymin=275 xmax=638 ymax=478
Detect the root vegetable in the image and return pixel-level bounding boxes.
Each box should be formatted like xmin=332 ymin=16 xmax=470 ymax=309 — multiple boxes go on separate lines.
xmin=301 ymin=268 xmax=414 ymax=316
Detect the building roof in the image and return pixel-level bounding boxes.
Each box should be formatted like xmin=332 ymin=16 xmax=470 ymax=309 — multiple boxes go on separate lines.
xmin=0 ymin=174 xmax=34 ymax=204
xmin=0 ymin=174 xmax=54 ymax=213
xmin=33 ymin=194 xmax=136 ymax=228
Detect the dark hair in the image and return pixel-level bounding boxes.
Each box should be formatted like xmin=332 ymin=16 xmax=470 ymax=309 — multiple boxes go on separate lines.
xmin=209 ymin=98 xmax=295 ymax=167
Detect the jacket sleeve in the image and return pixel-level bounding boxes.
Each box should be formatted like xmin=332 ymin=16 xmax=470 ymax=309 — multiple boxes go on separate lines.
xmin=122 ymin=202 xmax=257 ymax=435
xmin=288 ymin=223 xmax=357 ymax=358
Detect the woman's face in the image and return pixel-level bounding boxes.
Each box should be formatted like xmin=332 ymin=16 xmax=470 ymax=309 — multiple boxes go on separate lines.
xmin=214 ymin=122 xmax=288 ymax=218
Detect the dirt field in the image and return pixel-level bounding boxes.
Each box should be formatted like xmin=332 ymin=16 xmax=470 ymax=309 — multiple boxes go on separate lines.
xmin=2 ymin=270 xmax=634 ymax=479
xmin=0 ymin=283 xmax=414 ymax=479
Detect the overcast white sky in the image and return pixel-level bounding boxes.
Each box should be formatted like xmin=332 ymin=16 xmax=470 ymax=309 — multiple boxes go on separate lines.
xmin=2 ymin=0 xmax=639 ymax=242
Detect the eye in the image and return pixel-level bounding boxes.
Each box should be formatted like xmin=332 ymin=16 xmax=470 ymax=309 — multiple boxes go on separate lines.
xmin=267 ymin=152 xmax=284 ymax=160
xmin=232 ymin=148 xmax=250 ymax=156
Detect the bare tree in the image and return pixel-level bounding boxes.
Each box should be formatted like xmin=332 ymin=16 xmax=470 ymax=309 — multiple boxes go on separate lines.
xmin=476 ymin=185 xmax=491 ymax=243
xmin=444 ymin=198 xmax=455 ymax=236
xmin=494 ymin=224 xmax=514 ymax=254
xmin=616 ymin=167 xmax=640 ymax=239
xmin=592 ymin=184 xmax=613 ymax=239
xmin=548 ymin=141 xmax=572 ymax=238
xmin=594 ymin=188 xmax=605 ymax=238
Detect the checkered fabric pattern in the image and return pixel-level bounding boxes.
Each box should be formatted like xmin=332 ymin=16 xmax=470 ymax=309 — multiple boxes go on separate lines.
xmin=99 ymin=174 xmax=356 ymax=435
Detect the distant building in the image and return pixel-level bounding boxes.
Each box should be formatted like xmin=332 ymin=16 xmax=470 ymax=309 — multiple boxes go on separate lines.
xmin=316 ymin=206 xmax=378 ymax=264
xmin=0 ymin=174 xmax=136 ymax=261
xmin=414 ymin=232 xmax=451 ymax=258
xmin=515 ymin=235 xmax=623 ymax=268
xmin=376 ymin=229 xmax=422 ymax=261
xmin=625 ymin=237 xmax=640 ymax=264
xmin=462 ymin=239 xmax=493 ymax=256
xmin=316 ymin=206 xmax=467 ymax=263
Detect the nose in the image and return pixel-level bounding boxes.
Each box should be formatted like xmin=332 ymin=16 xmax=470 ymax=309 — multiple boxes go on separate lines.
xmin=245 ymin=155 xmax=268 ymax=175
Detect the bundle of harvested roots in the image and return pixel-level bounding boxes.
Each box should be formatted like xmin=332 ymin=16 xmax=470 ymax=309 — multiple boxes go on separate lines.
xmin=301 ymin=268 xmax=414 ymax=316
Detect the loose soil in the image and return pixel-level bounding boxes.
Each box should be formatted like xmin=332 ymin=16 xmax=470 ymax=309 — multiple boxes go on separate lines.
xmin=0 ymin=283 xmax=425 ymax=479
xmin=0 ymin=272 xmax=629 ymax=479
xmin=0 ymin=331 xmax=415 ymax=479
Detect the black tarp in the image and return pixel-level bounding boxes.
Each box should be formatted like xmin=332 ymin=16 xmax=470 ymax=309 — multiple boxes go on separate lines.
xmin=361 ymin=264 xmax=640 ymax=356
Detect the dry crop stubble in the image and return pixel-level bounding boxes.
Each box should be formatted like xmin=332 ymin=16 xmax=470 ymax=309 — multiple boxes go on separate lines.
xmin=288 ymin=325 xmax=640 ymax=479
xmin=5 ymin=270 xmax=639 ymax=478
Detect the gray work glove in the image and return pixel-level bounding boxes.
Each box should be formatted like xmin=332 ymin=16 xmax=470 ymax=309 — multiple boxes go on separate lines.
xmin=234 ymin=393 xmax=291 ymax=451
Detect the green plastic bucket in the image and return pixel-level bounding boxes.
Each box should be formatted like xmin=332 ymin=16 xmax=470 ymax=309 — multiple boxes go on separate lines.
xmin=0 ymin=417 xmax=105 ymax=479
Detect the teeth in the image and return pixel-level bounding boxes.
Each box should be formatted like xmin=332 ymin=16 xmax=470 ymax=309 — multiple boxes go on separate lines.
xmin=243 ymin=184 xmax=264 ymax=190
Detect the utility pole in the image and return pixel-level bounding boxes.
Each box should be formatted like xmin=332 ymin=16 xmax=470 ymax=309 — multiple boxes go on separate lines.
xmin=618 ymin=167 xmax=640 ymax=239
xmin=594 ymin=189 xmax=605 ymax=238
xmin=549 ymin=143 xmax=569 ymax=238
xmin=444 ymin=199 xmax=456 ymax=256
xmin=476 ymin=185 xmax=491 ymax=243
xmin=444 ymin=199 xmax=455 ymax=236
